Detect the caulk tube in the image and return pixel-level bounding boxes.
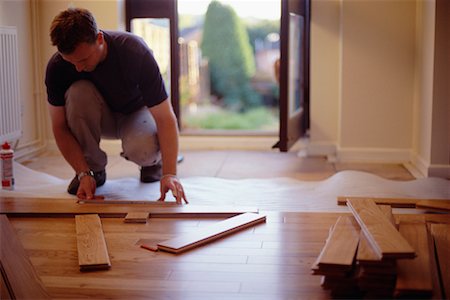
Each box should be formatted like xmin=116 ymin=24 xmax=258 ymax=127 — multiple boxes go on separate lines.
xmin=1 ymin=142 xmax=15 ymax=190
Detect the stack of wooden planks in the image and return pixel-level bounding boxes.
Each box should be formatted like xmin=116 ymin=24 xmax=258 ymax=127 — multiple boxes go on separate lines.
xmin=312 ymin=198 xmax=449 ymax=299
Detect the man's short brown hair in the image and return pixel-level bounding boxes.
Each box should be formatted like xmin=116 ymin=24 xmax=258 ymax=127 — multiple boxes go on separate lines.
xmin=50 ymin=8 xmax=98 ymax=54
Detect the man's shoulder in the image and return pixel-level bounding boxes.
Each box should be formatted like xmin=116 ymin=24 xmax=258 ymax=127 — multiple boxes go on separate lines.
xmin=104 ymin=30 xmax=147 ymax=50
xmin=46 ymin=52 xmax=72 ymax=74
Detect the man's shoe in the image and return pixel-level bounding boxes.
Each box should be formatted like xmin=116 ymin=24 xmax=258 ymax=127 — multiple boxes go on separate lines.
xmin=140 ymin=163 xmax=162 ymax=183
xmin=67 ymin=170 xmax=107 ymax=195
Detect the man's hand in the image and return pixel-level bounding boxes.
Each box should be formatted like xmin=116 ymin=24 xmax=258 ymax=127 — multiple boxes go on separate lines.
xmin=159 ymin=175 xmax=188 ymax=204
xmin=76 ymin=176 xmax=105 ymax=200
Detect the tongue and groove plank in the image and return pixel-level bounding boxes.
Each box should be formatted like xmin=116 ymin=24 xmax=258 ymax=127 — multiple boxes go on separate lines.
xmin=356 ymin=205 xmax=395 ymax=262
xmin=337 ymin=196 xmax=420 ymax=208
xmin=395 ymin=222 xmax=433 ymax=297
xmin=430 ymin=223 xmax=450 ymax=299
xmin=75 ymin=214 xmax=111 ymax=271
xmin=156 ymin=213 xmax=266 ymax=254
xmin=416 ymin=200 xmax=450 ymax=212
xmin=347 ymin=198 xmax=415 ymax=259
xmin=0 ymin=215 xmax=50 ymax=299
xmin=0 ymin=197 xmax=257 ymax=218
xmin=124 ymin=212 xmax=149 ymax=223
xmin=315 ymin=216 xmax=360 ymax=270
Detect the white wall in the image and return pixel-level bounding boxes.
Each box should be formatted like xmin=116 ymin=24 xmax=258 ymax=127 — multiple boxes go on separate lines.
xmin=340 ymin=0 xmax=415 ymax=152
xmin=309 ymin=0 xmax=340 ymax=156
xmin=0 ymin=0 xmax=45 ymax=157
xmin=310 ymin=0 xmax=448 ymax=177
xmin=311 ymin=0 xmax=416 ymax=162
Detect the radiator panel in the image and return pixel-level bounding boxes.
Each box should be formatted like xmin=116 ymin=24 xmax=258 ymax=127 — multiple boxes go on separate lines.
xmin=0 ymin=26 xmax=22 ymax=143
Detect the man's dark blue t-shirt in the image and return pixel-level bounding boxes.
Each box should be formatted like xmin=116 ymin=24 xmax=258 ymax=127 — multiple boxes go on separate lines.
xmin=45 ymin=31 xmax=168 ymax=114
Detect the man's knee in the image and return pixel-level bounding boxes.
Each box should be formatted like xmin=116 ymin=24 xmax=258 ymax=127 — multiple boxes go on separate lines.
xmin=65 ymin=80 xmax=104 ymax=122
xmin=66 ymin=80 xmax=98 ymax=103
xmin=122 ymin=132 xmax=160 ymax=166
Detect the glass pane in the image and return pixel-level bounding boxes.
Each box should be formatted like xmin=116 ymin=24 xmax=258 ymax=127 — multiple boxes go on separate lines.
xmin=178 ymin=0 xmax=280 ymax=133
xmin=131 ymin=18 xmax=171 ymax=97
xmin=288 ymin=13 xmax=304 ymax=116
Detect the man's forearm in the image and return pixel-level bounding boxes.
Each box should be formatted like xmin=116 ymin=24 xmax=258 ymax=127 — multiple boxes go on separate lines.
xmin=157 ymin=113 xmax=178 ymax=175
xmin=157 ymin=118 xmax=179 ymax=176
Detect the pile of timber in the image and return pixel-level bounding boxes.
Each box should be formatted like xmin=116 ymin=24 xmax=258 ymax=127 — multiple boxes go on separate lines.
xmin=311 ymin=198 xmax=449 ymax=299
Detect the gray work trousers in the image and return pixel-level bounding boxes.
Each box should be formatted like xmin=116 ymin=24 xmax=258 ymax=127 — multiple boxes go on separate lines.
xmin=65 ymin=80 xmax=161 ymax=172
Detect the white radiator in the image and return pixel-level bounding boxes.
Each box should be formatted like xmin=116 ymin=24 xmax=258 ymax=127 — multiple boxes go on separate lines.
xmin=0 ymin=26 xmax=22 ymax=143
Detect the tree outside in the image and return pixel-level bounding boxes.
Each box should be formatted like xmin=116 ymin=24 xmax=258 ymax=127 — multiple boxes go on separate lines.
xmin=201 ymin=1 xmax=260 ymax=111
xmin=178 ymin=0 xmax=280 ymax=131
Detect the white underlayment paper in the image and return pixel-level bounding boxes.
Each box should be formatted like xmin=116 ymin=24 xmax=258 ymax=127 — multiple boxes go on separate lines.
xmin=1 ymin=162 xmax=448 ymax=212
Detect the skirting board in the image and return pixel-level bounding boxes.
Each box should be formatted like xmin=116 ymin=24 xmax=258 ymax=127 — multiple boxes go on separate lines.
xmin=336 ymin=147 xmax=411 ymax=163
xmin=304 ymin=141 xmax=337 ymax=157
xmin=410 ymin=152 xmax=450 ymax=179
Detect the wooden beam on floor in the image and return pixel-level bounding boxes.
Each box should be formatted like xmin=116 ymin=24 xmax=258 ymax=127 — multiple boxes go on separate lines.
xmin=356 ymin=205 xmax=395 ymax=262
xmin=315 ymin=216 xmax=360 ymax=271
xmin=157 ymin=213 xmax=266 ymax=254
xmin=0 ymin=196 xmax=257 ymax=218
xmin=75 ymin=214 xmax=111 ymax=271
xmin=430 ymin=223 xmax=450 ymax=299
xmin=395 ymin=222 xmax=433 ymax=298
xmin=347 ymin=198 xmax=415 ymax=259
xmin=0 ymin=215 xmax=50 ymax=298
xmin=124 ymin=212 xmax=149 ymax=223
xmin=416 ymin=199 xmax=450 ymax=212
xmin=337 ymin=196 xmax=420 ymax=208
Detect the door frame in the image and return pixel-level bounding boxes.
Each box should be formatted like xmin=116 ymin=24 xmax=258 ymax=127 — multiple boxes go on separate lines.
xmin=275 ymin=0 xmax=310 ymax=152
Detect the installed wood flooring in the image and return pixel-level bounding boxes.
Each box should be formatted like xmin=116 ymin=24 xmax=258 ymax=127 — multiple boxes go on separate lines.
xmin=21 ymin=149 xmax=415 ymax=181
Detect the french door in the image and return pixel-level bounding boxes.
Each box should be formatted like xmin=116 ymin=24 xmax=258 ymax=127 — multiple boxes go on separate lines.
xmin=274 ymin=0 xmax=310 ymax=151
xmin=125 ymin=0 xmax=310 ymax=151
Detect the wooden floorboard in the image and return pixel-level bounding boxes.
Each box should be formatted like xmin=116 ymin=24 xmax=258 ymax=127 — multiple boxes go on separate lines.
xmin=75 ymin=214 xmax=111 ymax=271
xmin=7 ymin=211 xmax=448 ymax=298
xmin=0 ymin=196 xmax=257 ymax=218
xmin=315 ymin=216 xmax=360 ymax=270
xmin=395 ymin=222 xmax=433 ymax=297
xmin=416 ymin=199 xmax=450 ymax=212
xmin=124 ymin=212 xmax=149 ymax=223
xmin=0 ymin=215 xmax=50 ymax=298
xmin=430 ymin=223 xmax=450 ymax=299
xmin=337 ymin=196 xmax=420 ymax=208
xmin=157 ymin=213 xmax=267 ymax=253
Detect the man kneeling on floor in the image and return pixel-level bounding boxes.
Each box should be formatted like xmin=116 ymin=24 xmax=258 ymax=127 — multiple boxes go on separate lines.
xmin=45 ymin=7 xmax=187 ymax=204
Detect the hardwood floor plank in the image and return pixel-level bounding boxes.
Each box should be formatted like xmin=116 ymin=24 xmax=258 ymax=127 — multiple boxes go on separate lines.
xmin=0 ymin=215 xmax=50 ymax=298
xmin=416 ymin=199 xmax=450 ymax=212
xmin=0 ymin=262 xmax=13 ymax=300
xmin=157 ymin=213 xmax=266 ymax=253
xmin=356 ymin=205 xmax=395 ymax=262
xmin=75 ymin=214 xmax=111 ymax=271
xmin=124 ymin=212 xmax=149 ymax=223
xmin=337 ymin=196 xmax=420 ymax=208
xmin=316 ymin=216 xmax=360 ymax=269
xmin=10 ymin=212 xmax=441 ymax=299
xmin=0 ymin=196 xmax=257 ymax=217
xmin=395 ymin=222 xmax=433 ymax=297
xmin=347 ymin=198 xmax=415 ymax=259
xmin=430 ymin=223 xmax=450 ymax=299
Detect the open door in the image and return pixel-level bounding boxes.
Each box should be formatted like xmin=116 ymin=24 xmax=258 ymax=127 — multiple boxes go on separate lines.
xmin=274 ymin=0 xmax=310 ymax=152
xmin=125 ymin=0 xmax=180 ymax=125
